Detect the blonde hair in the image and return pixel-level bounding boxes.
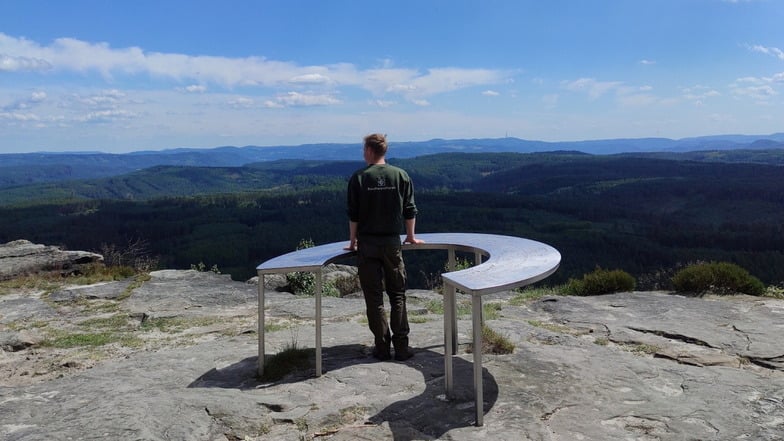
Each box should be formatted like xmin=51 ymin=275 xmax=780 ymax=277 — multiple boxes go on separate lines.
xmin=363 ymin=133 xmax=388 ymax=158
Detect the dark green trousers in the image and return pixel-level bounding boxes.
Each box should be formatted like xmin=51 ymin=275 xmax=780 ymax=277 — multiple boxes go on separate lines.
xmin=357 ymin=241 xmax=409 ymax=351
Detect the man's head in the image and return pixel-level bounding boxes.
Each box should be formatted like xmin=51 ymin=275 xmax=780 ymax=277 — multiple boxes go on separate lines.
xmin=363 ymin=133 xmax=388 ymax=162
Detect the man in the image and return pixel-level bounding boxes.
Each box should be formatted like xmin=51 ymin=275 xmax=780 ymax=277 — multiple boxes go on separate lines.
xmin=345 ymin=133 xmax=424 ymax=361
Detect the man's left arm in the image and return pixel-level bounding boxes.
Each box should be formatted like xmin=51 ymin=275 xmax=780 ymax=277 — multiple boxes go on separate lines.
xmin=402 ymin=176 xmax=424 ymax=244
xmin=404 ymin=218 xmax=424 ymax=244
xmin=345 ymin=221 xmax=359 ymax=250
xmin=345 ymin=174 xmax=360 ymax=250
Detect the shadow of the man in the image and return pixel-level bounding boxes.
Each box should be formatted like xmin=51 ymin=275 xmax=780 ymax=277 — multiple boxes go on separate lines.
xmin=188 ymin=344 xmax=498 ymax=439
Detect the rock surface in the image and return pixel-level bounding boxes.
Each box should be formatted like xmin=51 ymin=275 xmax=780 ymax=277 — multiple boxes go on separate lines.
xmin=1 ymin=269 xmax=783 ymax=440
xmin=0 ymin=240 xmax=103 ymax=281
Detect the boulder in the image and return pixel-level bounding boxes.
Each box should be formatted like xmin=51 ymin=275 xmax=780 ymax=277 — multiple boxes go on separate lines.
xmin=0 ymin=239 xmax=103 ymax=280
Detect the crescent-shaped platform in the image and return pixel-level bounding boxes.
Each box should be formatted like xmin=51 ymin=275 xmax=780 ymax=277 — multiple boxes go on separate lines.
xmin=256 ymin=232 xmax=561 ymax=426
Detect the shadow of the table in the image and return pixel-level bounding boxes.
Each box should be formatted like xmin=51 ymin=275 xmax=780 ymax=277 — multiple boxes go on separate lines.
xmin=189 ymin=344 xmax=498 ymax=439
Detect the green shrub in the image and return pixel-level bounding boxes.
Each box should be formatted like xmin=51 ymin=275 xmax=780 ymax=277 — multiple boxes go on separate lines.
xmin=190 ymin=261 xmax=220 ymax=273
xmin=671 ymin=261 xmax=765 ymax=296
xmin=285 ymin=273 xmax=342 ymax=297
xmin=563 ymin=267 xmax=636 ymax=296
xmin=765 ymin=284 xmax=784 ymax=299
xmin=286 ymin=270 xmax=315 ymax=295
xmin=322 ymin=281 xmax=340 ymax=297
xmin=285 ymin=238 xmax=316 ymax=295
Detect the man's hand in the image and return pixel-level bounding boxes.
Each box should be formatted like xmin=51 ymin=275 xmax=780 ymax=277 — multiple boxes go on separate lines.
xmin=344 ymin=240 xmax=357 ymax=251
xmin=404 ymin=236 xmax=425 ymax=245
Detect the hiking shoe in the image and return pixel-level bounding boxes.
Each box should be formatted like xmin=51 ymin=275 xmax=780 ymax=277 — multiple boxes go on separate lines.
xmin=372 ymin=346 xmax=391 ymax=361
xmin=394 ymin=348 xmax=414 ymax=361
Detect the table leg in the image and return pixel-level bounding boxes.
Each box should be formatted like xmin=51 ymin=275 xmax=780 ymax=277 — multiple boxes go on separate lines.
xmin=315 ymin=270 xmax=322 ymax=377
xmin=446 ymin=248 xmax=458 ymax=355
xmin=444 ymin=282 xmax=455 ymax=397
xmin=474 ymin=251 xmax=484 ymax=328
xmin=258 ymin=273 xmax=265 ymax=377
xmin=472 ymin=295 xmax=484 ymax=426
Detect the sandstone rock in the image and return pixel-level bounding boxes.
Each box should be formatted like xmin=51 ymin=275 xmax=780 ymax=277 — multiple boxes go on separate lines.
xmin=246 ymin=273 xmax=288 ymax=291
xmin=0 ymin=295 xmax=57 ymax=325
xmin=49 ymin=279 xmax=136 ymax=302
xmin=0 ymin=330 xmax=40 ymax=352
xmin=0 ymin=239 xmax=103 ymax=280
xmin=1 ymin=270 xmax=782 ymax=440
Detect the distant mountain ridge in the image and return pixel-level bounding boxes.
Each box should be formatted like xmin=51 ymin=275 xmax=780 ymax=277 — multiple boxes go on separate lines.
xmin=1 ymin=133 xmax=783 ymax=188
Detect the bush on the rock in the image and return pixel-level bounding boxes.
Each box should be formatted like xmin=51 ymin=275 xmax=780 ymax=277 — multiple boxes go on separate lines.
xmin=563 ymin=267 xmax=636 ymax=296
xmin=671 ymin=261 xmax=765 ymax=296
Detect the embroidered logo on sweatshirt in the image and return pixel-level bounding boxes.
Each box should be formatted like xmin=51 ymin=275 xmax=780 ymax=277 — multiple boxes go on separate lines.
xmin=368 ymin=175 xmax=395 ymax=191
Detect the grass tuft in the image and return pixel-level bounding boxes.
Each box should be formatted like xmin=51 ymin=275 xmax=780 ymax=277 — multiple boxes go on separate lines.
xmin=466 ymin=324 xmax=515 ymax=355
xmin=260 ymin=343 xmax=314 ymax=382
xmin=509 ymin=285 xmax=564 ymax=305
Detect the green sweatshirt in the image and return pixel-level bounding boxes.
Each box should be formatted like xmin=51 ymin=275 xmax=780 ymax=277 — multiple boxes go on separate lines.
xmin=347 ymin=164 xmax=418 ymax=244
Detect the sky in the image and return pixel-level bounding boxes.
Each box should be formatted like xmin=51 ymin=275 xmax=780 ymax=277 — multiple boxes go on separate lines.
xmin=1 ymin=0 xmax=783 ymax=153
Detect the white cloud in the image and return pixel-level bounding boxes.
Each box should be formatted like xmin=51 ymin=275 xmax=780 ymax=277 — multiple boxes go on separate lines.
xmin=0 ymin=111 xmax=40 ymax=121
xmin=363 ymin=67 xmax=419 ymax=95
xmin=562 ymin=78 xmax=623 ymax=99
xmin=75 ymin=109 xmax=136 ymax=123
xmin=411 ymin=99 xmax=430 ymax=106
xmin=639 ymin=59 xmax=656 ymax=65
xmin=732 ymin=84 xmax=777 ymax=101
xmin=183 ymin=84 xmax=207 ymax=93
xmin=73 ymin=89 xmax=126 ymax=107
xmin=370 ymin=99 xmax=396 ymax=108
xmin=0 ymin=33 xmax=506 ymax=99
xmin=562 ymin=78 xmax=671 ymax=108
xmin=228 ymin=97 xmax=255 ymax=108
xmin=682 ymin=85 xmax=721 ymax=104
xmin=730 ymin=72 xmax=783 ymax=102
xmin=387 ymin=83 xmax=418 ymax=94
xmin=3 ymin=91 xmax=48 ymax=111
xmin=289 ymin=73 xmax=330 ymax=84
xmin=262 ymin=100 xmax=284 ymax=109
xmin=268 ymin=91 xmax=341 ymax=107
xmin=30 ymin=91 xmax=47 ymax=102
xmin=363 ymin=68 xmax=508 ymax=104
xmin=0 ymin=54 xmax=51 ymax=71
xmin=748 ymin=44 xmax=784 ymax=60
xmin=409 ymin=68 xmax=505 ymax=97
xmin=482 ymin=90 xmax=500 ymax=96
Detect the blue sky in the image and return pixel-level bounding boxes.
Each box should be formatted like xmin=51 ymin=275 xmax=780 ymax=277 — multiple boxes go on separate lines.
xmin=1 ymin=0 xmax=782 ymax=153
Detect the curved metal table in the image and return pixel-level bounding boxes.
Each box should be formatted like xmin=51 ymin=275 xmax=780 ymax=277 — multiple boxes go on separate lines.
xmin=256 ymin=232 xmax=561 ymax=426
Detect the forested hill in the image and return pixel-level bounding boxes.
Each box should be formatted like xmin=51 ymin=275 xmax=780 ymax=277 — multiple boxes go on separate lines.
xmin=0 ymin=153 xmax=575 ymax=206
xmin=0 ymin=160 xmax=361 ymax=206
xmin=1 ymin=151 xmax=783 ymax=287
xmin=2 ymin=150 xmax=782 ymax=207
xmin=2 ymin=133 xmax=784 ymax=188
